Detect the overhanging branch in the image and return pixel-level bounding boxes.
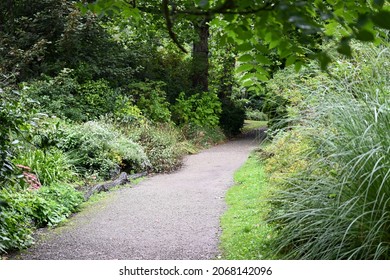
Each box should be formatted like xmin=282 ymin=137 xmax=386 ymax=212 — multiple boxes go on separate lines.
xmin=162 ymin=0 xmax=188 ymax=53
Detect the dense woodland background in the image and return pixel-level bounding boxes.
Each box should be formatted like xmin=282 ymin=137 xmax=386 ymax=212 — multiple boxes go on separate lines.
xmin=1 ymin=0 xmax=390 ymax=259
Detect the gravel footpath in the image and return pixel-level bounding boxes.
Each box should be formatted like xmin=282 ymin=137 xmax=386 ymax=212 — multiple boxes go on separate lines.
xmin=15 ymin=131 xmax=261 ymax=260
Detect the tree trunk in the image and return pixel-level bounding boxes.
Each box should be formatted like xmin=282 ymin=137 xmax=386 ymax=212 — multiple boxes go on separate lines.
xmin=192 ymin=16 xmax=210 ymax=92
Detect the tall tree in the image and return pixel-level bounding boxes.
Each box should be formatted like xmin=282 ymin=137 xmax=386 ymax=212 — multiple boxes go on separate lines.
xmin=81 ymin=0 xmax=390 ymax=91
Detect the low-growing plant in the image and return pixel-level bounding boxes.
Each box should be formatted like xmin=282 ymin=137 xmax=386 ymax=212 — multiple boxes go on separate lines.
xmin=59 ymin=121 xmax=149 ymax=179
xmin=127 ymin=122 xmax=187 ymax=173
xmin=14 ymin=148 xmax=77 ymax=187
xmin=0 ymin=182 xmax=83 ymax=253
xmin=31 ymin=183 xmax=83 ymax=227
xmin=181 ymin=124 xmax=226 ymax=148
xmin=0 ymin=188 xmax=34 ymax=253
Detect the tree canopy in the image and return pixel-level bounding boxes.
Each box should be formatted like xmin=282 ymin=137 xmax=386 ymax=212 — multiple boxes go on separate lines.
xmin=80 ymin=0 xmax=390 ymax=71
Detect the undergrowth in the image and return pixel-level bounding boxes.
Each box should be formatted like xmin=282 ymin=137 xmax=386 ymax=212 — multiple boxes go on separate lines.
xmin=265 ymin=42 xmax=390 ymax=259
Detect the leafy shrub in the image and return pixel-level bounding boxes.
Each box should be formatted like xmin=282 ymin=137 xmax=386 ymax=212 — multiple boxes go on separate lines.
xmin=126 ymin=81 xmax=172 ymax=123
xmin=181 ymin=124 xmax=226 ymax=148
xmin=219 ymin=98 xmax=246 ymax=136
xmin=14 ymin=148 xmax=77 ymax=186
xmin=262 ymin=64 xmax=313 ymax=133
xmin=0 ymin=88 xmax=37 ymax=187
xmin=126 ymin=122 xmax=188 ymax=173
xmin=0 ymin=183 xmax=83 ymax=253
xmin=59 ymin=121 xmax=149 ymax=179
xmin=77 ymin=79 xmax=118 ymax=119
xmin=23 ymin=69 xmax=84 ymax=120
xmin=264 ymin=129 xmax=313 ymax=187
xmin=30 ymin=183 xmax=83 ymax=227
xmin=114 ymin=95 xmax=144 ymax=123
xmin=0 ymin=189 xmax=34 ymax=253
xmin=172 ymin=91 xmax=222 ymax=127
xmin=23 ymin=70 xmax=124 ymax=122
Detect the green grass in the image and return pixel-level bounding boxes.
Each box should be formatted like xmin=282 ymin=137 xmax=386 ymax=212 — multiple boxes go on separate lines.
xmin=242 ymin=120 xmax=267 ymax=133
xmin=220 ymin=153 xmax=276 ymax=259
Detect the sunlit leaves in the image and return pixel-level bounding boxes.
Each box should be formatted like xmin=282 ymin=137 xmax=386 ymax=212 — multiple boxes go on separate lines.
xmin=78 ymin=0 xmax=141 ymax=21
xmin=237 ymin=54 xmax=253 ymax=62
xmin=236 ymin=63 xmax=254 ymax=73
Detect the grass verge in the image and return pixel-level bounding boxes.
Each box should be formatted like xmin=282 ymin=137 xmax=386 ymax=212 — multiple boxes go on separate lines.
xmin=220 ymin=152 xmax=276 ymax=259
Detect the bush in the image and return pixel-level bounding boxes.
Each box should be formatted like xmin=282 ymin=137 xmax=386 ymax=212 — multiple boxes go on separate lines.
xmin=23 ymin=70 xmax=125 ymax=122
xmin=14 ymin=148 xmax=77 ymax=186
xmin=0 ymin=88 xmax=37 ymax=187
xmin=126 ymin=81 xmax=172 ymax=123
xmin=76 ymin=79 xmax=118 ymax=119
xmin=59 ymin=121 xmax=149 ymax=179
xmin=125 ymin=122 xmax=188 ymax=173
xmin=219 ymin=98 xmax=246 ymax=136
xmin=0 ymin=183 xmax=83 ymax=253
xmin=30 ymin=183 xmax=83 ymax=227
xmin=23 ymin=69 xmax=83 ymax=120
xmin=181 ymin=124 xmax=226 ymax=148
xmin=0 ymin=189 xmax=34 ymax=253
xmin=172 ymin=91 xmax=222 ymax=127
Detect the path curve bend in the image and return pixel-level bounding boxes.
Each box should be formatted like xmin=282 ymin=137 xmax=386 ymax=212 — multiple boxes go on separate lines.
xmin=17 ymin=132 xmax=261 ymax=260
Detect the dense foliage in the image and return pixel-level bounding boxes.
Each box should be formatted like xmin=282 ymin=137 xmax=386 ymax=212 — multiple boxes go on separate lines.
xmin=263 ymin=42 xmax=390 ymax=259
xmin=1 ymin=0 xmax=390 ymax=259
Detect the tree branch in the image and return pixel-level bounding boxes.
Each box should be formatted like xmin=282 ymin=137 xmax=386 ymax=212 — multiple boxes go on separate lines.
xmin=162 ymin=0 xmax=188 ymax=53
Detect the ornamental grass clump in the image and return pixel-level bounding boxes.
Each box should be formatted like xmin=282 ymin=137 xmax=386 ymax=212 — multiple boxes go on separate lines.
xmin=268 ymin=43 xmax=390 ymax=259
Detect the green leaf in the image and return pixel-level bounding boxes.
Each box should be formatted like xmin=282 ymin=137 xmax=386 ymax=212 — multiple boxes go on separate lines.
xmin=237 ymin=43 xmax=254 ymax=52
xmin=255 ymin=54 xmax=272 ymax=65
xmin=295 ymin=61 xmax=304 ymax=72
xmin=241 ymin=79 xmax=254 ymax=87
xmin=237 ymin=54 xmax=253 ymax=63
xmin=240 ymin=73 xmax=255 ymax=81
xmin=236 ymin=64 xmax=254 ymax=73
xmin=285 ymin=55 xmax=296 ymax=67
xmin=254 ymin=73 xmax=268 ymax=82
xmin=372 ymin=11 xmax=390 ymax=29
xmin=269 ymin=39 xmax=280 ymax=50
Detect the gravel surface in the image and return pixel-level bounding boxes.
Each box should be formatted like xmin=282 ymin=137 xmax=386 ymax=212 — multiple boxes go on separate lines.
xmin=15 ymin=131 xmax=262 ymax=260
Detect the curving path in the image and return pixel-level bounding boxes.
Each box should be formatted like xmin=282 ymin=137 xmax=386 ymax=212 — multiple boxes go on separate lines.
xmin=15 ymin=130 xmax=262 ymax=260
